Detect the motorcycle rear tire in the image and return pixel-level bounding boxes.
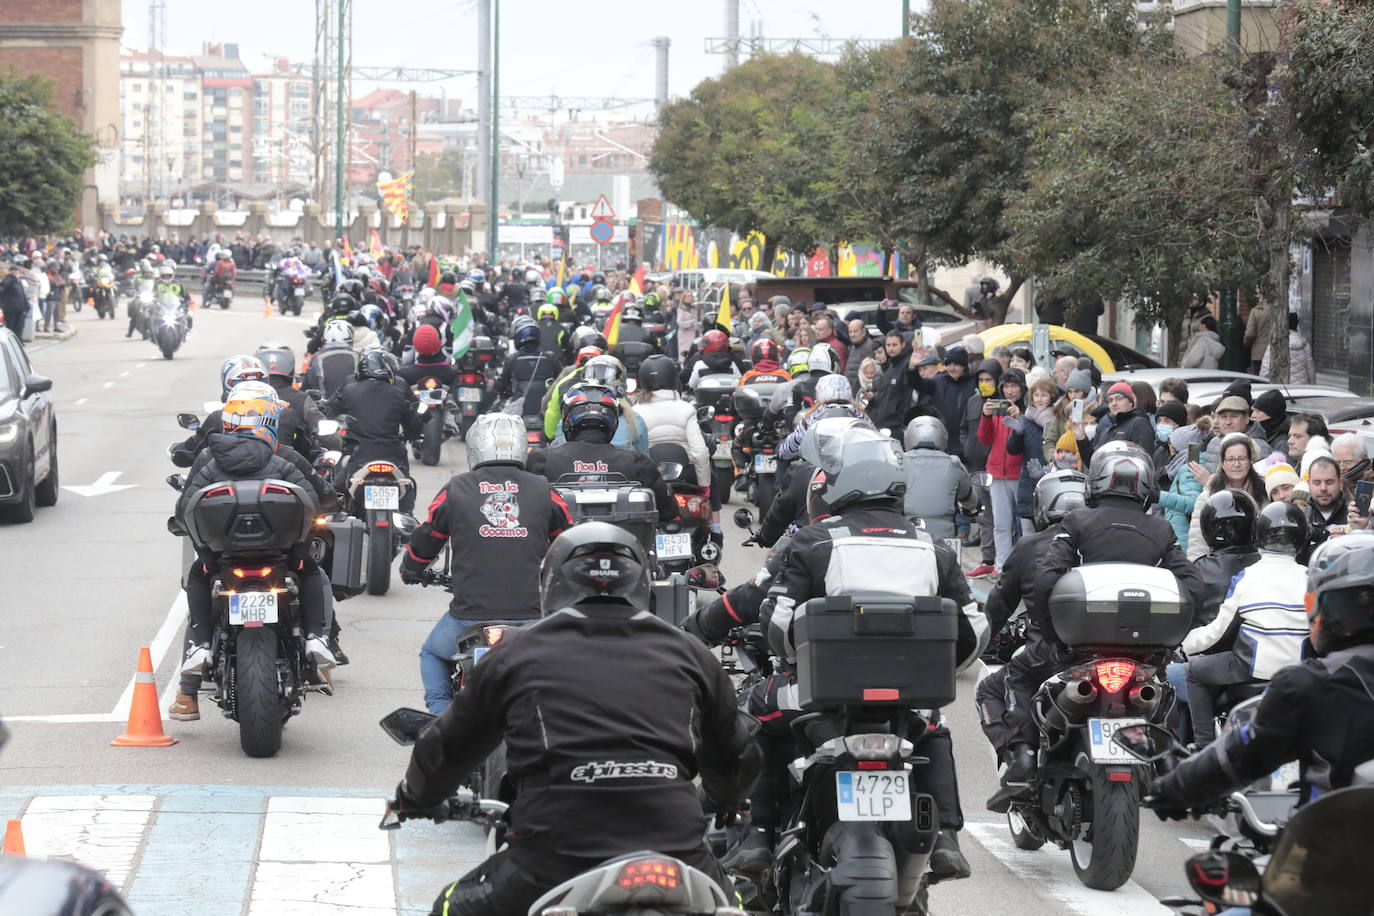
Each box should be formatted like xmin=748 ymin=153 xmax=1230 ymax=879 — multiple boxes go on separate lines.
xmin=1069 ymin=763 xmax=1141 ymax=890
xmin=235 ymin=627 xmax=285 ymax=758
xmin=366 ymin=521 xmax=392 ymax=596
xmin=1007 ymin=809 xmax=1046 ymax=851
xmin=420 ymin=410 xmax=443 ymax=467
xmin=712 ymin=463 xmax=733 ymax=506
xmin=755 ymin=472 xmax=777 ymax=518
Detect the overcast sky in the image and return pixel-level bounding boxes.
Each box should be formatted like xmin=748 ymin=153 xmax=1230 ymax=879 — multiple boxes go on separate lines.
xmin=125 ymin=0 xmax=926 ymax=111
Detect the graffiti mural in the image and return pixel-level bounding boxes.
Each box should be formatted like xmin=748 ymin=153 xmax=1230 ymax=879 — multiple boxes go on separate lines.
xmin=643 ymin=220 xmax=898 ymax=279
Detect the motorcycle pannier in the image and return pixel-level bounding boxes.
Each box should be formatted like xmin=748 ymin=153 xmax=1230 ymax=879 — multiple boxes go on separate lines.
xmin=732 ymin=382 xmax=781 ymax=421
xmin=1048 ymin=563 xmax=1188 ymax=648
xmin=554 ymin=478 xmax=659 ymax=556
xmin=649 ymin=575 xmax=692 ymax=628
xmin=321 ymin=514 xmax=366 ymax=593
xmin=792 ymin=596 xmax=958 ymax=710
xmin=182 ymin=479 xmax=317 ymax=555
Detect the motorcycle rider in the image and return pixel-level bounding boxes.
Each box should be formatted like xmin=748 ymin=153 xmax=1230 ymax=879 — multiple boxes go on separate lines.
xmin=326 ymin=349 xmax=422 ymax=512
xmin=534 ymin=302 xmax=566 ymax=365
xmin=255 ymin=344 xmax=340 ymax=455
xmin=399 ymin=414 xmax=573 ymax=714
xmin=206 ymin=248 xmax=236 ymax=302
xmin=304 ymin=319 xmax=360 ymax=399
xmin=1192 ymin=490 xmax=1264 ymax=623
xmin=495 ymin=320 xmax=559 ymax=418
xmin=735 ymin=418 xmax=988 ymax=879
xmin=540 ymin=340 xmax=607 ymax=439
xmin=682 ymin=329 xmax=744 ymax=390
xmin=397 ymin=325 xmax=457 ymax=388
xmin=169 ymin=356 xmax=316 ymax=464
xmin=154 ymin=263 xmax=191 ymax=311
xmin=526 ymin=383 xmax=674 ymax=524
xmin=633 ymin=354 xmax=711 ymax=490
xmin=994 ymin=444 xmax=1205 ymax=805
xmin=548 ymin=355 xmax=650 ymax=453
xmin=901 ymin=415 xmax=977 ymax=540
xmin=765 ymin=342 xmax=839 ymax=427
xmin=125 ymin=260 xmax=157 ymax=338
xmin=1149 ymin=531 xmax=1374 ymax=815
xmin=170 ymin=385 xmax=338 ymax=720
xmin=1181 ymin=500 xmax=1312 ymax=747
xmin=390 ymin=522 xmax=760 ymax=915
xmin=274 ymin=250 xmax=310 ymax=307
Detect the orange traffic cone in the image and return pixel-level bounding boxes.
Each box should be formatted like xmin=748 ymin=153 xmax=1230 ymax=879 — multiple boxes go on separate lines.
xmin=3 ymin=819 xmax=25 ymax=855
xmin=111 ymin=647 xmax=177 ymax=747
xmin=262 ymin=301 xmax=272 ymax=318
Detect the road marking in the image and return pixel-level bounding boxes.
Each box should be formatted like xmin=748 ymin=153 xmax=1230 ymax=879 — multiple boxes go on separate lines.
xmin=20 ymin=794 xmax=157 ymax=892
xmin=249 ymin=796 xmax=396 ymax=916
xmin=75 ymin=397 xmax=87 ymax=405
xmin=63 ymin=470 xmax=137 ymax=497
xmin=113 ymin=590 xmax=186 ymax=722
xmin=1179 ymin=837 xmax=1212 ymax=851
xmin=104 ymin=381 xmax=115 ymax=388
xmin=964 ymin=823 xmax=1170 ymax=915
xmin=136 ymin=362 xmax=147 ymax=368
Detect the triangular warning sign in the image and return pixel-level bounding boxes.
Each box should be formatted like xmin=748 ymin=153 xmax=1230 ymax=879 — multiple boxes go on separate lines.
xmin=590 ymin=195 xmax=615 ymax=219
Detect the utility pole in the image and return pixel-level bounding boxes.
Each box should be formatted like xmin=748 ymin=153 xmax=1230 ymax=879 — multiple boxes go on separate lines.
xmin=477 ymin=0 xmax=491 ymax=209
xmin=725 ymin=0 xmax=740 ymax=70
xmin=409 ymin=89 xmax=418 ymax=173
xmin=334 ymin=0 xmax=347 ymax=241
xmin=1226 ymin=0 xmax=1242 ymax=55
xmin=902 ymin=0 xmax=911 ymax=38
xmin=653 ymin=37 xmax=671 ymax=111
xmin=488 ymin=0 xmax=500 ymax=259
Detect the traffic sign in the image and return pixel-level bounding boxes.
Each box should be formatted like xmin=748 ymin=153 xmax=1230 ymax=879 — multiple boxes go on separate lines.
xmin=590 ymin=194 xmax=615 ymax=220
xmin=589 ymin=218 xmax=615 ymax=245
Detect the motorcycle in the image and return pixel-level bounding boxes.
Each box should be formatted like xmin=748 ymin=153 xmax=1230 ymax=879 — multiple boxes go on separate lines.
xmin=649 ymin=446 xmax=714 ymax=576
xmin=732 ymin=382 xmax=784 ymax=518
xmin=412 ymin=377 xmax=452 ymax=467
xmin=454 ymin=337 xmax=498 ymax=439
xmin=149 ymin=291 xmax=190 ymax=360
xmin=206 ymin=275 xmax=234 ymax=310
xmin=1003 ymin=563 xmax=1186 ymax=891
xmin=345 ymin=459 xmax=417 ymax=596
xmin=92 ymin=270 xmax=116 ymax=319
xmin=277 ymin=275 xmax=309 ymax=316
xmin=377 ymin=708 xmax=746 ymax=915
xmin=0 ymin=857 xmax=133 ymax=915
xmin=165 ymin=470 xmax=329 ymax=758
xmin=129 ymin=276 xmax=156 ymax=339
xmin=694 ymin=374 xmax=742 ymax=505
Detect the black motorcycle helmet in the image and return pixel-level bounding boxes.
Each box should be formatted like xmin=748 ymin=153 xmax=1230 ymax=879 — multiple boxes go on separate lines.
xmin=637 ymin=354 xmax=678 ymax=393
xmin=561 ymin=384 xmax=620 ymax=441
xmin=1199 ymin=489 xmax=1260 ymax=551
xmin=254 ymin=344 xmax=295 ymax=380
xmin=328 ymin=294 xmax=359 ymax=316
xmin=337 ymin=278 xmax=365 ymax=300
xmin=1032 ymin=470 xmax=1088 ymax=532
xmin=1257 ymin=500 xmax=1310 ymax=555
xmin=440 ymin=270 xmax=457 ymax=286
xmin=540 ymin=521 xmax=650 ymax=611
xmin=569 ymin=326 xmax=607 ymax=352
xmin=356 ymin=348 xmax=398 ymax=383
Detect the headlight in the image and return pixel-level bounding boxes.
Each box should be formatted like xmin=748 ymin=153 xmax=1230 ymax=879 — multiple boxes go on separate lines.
xmin=0 ymin=423 xmax=18 ymax=444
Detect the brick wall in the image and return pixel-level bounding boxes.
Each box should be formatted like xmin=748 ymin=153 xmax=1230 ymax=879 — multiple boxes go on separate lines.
xmin=0 ymin=0 xmax=82 ymax=23
xmin=0 ymin=47 xmax=84 ymax=121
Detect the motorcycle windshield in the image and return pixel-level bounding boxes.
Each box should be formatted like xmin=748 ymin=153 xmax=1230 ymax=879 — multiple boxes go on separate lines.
xmin=1261 ymin=785 xmax=1374 ymax=916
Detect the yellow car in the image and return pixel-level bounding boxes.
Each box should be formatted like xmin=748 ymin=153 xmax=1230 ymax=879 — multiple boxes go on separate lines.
xmin=977 ymin=324 xmax=1124 ymax=373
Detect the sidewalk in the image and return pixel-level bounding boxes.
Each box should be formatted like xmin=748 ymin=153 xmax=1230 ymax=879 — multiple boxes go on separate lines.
xmin=31 ymin=324 xmax=78 ymax=343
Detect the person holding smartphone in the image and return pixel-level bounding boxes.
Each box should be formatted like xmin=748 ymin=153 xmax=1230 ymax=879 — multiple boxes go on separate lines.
xmin=977 ymin=367 xmax=1029 ymax=573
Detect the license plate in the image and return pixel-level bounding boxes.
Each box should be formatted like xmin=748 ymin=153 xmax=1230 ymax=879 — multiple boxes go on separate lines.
xmin=656 ymin=531 xmax=694 ymax=560
xmin=1087 ymin=717 xmax=1150 ymax=765
xmin=474 ymin=647 xmax=489 ymax=664
xmin=836 ymin=771 xmax=910 ymax=822
xmin=754 ymin=453 xmax=777 ymax=473
xmin=459 ymin=387 xmax=482 ymax=401
xmin=228 ymin=591 xmax=278 ymax=626
xmin=294 ymin=288 xmax=305 ymax=297
xmin=364 ymin=485 xmax=400 ymax=510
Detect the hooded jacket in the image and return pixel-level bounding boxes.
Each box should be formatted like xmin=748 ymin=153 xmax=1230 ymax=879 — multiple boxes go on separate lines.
xmin=961 ymin=358 xmax=1003 ymax=472
xmin=634 ymin=390 xmax=711 ymax=487
xmin=176 ymin=435 xmax=323 ymax=531
xmin=1182 ymin=330 xmax=1226 ymax=370
xmin=977 ymin=366 xmax=1027 ymax=480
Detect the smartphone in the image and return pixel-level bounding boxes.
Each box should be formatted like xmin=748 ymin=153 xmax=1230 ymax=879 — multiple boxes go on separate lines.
xmin=1071 ymin=399 xmax=1084 ymax=424
xmin=1357 ymin=480 xmax=1374 ymax=517
xmin=1188 ymin=442 xmax=1202 ymax=465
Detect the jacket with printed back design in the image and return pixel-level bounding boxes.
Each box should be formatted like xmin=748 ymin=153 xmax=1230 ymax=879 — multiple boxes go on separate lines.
xmin=763 ymin=505 xmax=988 ymax=670
xmin=402 ymin=465 xmax=573 ymax=620
xmin=1182 ymin=551 xmax=1310 ymax=679
xmin=526 ymin=435 xmax=675 ymax=522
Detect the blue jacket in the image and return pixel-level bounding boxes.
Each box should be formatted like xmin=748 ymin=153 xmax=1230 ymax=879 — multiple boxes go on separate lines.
xmin=1158 ymin=467 xmax=1202 ymax=547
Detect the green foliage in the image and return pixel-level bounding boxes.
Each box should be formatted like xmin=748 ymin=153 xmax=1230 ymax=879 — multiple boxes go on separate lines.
xmin=1284 ymin=0 xmax=1374 ymax=217
xmin=0 ymin=72 xmax=97 ymax=236
xmin=1005 ymin=58 xmax=1264 ymax=342
xmin=412 ymin=149 xmax=466 ymax=205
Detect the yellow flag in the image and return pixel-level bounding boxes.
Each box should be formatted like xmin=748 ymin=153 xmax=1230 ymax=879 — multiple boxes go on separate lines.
xmin=718 ymin=282 xmax=732 ymax=334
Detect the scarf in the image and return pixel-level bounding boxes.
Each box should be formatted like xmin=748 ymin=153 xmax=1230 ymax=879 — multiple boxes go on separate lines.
xmin=1342 ymin=457 xmax=1371 ymax=484
xmin=1024 ymin=404 xmax=1054 ymax=429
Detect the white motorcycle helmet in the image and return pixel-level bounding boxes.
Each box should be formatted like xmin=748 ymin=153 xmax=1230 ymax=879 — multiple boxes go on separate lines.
xmin=466 ymin=413 xmax=527 ymax=469
xmin=808 ymin=342 xmax=839 ymax=375
xmin=322 ymin=319 xmax=354 ymax=346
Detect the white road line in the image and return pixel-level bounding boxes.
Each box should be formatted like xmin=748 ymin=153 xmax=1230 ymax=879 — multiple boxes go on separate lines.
xmin=119 ymin=371 xmax=130 ymax=378
xmin=75 ymin=398 xmax=87 ymax=406
xmin=111 ymin=591 xmax=187 ymax=721
xmin=248 ymin=797 xmax=396 ymax=916
xmin=1179 ymin=837 xmax=1212 ymax=851
xmin=964 ymin=823 xmax=1170 ymax=915
xmin=21 ymin=794 xmax=156 ymax=892
xmin=136 ymin=362 xmax=147 ymax=368
xmin=103 ymin=381 xmax=115 ymax=388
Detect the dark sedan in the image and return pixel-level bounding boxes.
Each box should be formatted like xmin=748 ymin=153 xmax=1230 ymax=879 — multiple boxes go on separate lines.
xmin=0 ymin=328 xmax=57 ymax=522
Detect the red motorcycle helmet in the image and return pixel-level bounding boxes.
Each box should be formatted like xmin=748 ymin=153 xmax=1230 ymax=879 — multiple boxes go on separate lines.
xmin=575 ymin=345 xmax=604 ymax=366
xmin=413 ymin=324 xmax=443 ymax=356
xmin=701 ymin=329 xmax=729 ymax=354
xmin=750 ymin=338 xmax=780 ymax=364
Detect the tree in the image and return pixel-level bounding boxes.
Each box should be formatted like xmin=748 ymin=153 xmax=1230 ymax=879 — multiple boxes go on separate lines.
xmin=1004 ymin=58 xmax=1265 ymax=363
xmin=650 ymin=54 xmax=847 ymax=264
xmin=412 ymin=149 xmax=466 ymax=204
xmin=0 ymin=73 xmax=97 ymax=236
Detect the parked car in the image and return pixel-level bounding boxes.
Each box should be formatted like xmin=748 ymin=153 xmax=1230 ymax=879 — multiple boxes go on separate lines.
xmin=978 ymin=324 xmax=1164 ymax=373
xmin=1288 ymin=396 xmax=1374 ymax=437
xmin=839 ymin=299 xmax=983 ymax=349
xmin=1103 ymin=369 xmax=1355 ymax=410
xmin=1102 ymin=368 xmax=1265 ymax=391
xmin=0 ymin=328 xmax=58 ymax=523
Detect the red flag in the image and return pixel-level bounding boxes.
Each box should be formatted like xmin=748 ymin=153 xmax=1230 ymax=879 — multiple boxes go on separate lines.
xmin=427 ymin=256 xmax=440 ymax=290
xmin=630 ymin=262 xmax=646 ymax=295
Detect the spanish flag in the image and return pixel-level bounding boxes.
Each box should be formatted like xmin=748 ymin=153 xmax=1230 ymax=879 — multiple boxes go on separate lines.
xmin=604 ymin=301 xmax=625 ymax=348
xmin=717 ymin=282 xmax=732 ymax=334
xmin=369 ymin=228 xmax=385 ymax=260
xmin=377 ymin=170 xmax=414 ymax=222
xmin=628 ymin=262 xmax=645 ymax=296
xmin=426 ymin=255 xmax=440 ymax=290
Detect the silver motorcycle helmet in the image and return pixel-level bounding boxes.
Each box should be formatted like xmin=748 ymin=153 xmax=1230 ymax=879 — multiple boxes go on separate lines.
xmin=800 ymin=417 xmax=905 ymax=514
xmin=466 ymin=413 xmax=527 ymax=470
xmin=903 ymin=415 xmax=948 ymax=452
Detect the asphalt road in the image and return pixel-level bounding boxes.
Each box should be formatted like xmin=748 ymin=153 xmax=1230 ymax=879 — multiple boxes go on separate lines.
xmin=0 ymin=301 xmax=1213 ymax=914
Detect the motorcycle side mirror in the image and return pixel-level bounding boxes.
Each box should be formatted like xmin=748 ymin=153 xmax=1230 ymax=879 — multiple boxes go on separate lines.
xmin=379 ymin=707 xmax=437 ymax=746
xmin=658 ymin=461 xmax=683 ymax=482
xmin=1184 ymin=851 xmax=1261 ymax=910
xmin=696 ymin=405 xmax=713 ymax=422
xmin=166 ymin=474 xmax=185 ymax=491
xmin=302 ymin=327 xmax=313 ymax=337
xmin=393 ymin=513 xmax=420 ymax=538
xmin=317 ymin=419 xmax=340 ymax=436
xmin=1111 ymin=722 xmax=1180 ymax=763
xmin=686 ymin=564 xmax=723 ymax=590
xmin=176 ymin=412 xmax=201 ymax=431
xmin=732 ymin=507 xmax=755 ymax=530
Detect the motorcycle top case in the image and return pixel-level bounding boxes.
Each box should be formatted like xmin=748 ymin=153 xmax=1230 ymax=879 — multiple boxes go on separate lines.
xmin=732 ymin=381 xmax=782 ymax=420
xmin=693 ymin=373 xmax=739 ymax=409
xmin=182 ymin=478 xmax=317 ymax=555
xmin=649 ymin=575 xmax=692 ymax=628
xmin=555 ymin=481 xmax=659 ymax=555
xmin=1048 ymin=563 xmax=1188 ymax=648
xmin=792 ymin=595 xmax=958 ymax=710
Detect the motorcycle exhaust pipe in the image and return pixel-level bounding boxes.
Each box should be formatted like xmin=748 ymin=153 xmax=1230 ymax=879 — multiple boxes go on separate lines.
xmin=1062 ymin=678 xmax=1097 ymax=704
xmin=1047 ymin=678 xmax=1097 ymax=729
xmin=1127 ymin=682 xmax=1160 ymax=712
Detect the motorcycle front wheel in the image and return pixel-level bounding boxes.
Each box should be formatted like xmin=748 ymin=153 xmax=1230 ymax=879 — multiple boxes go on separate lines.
xmin=1069 ymin=763 xmax=1141 ymax=890
xmin=755 ymin=472 xmax=777 ymax=518
xmin=235 ymin=627 xmax=285 ymax=758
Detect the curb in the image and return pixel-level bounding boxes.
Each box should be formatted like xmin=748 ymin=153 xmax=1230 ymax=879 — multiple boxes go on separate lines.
xmin=31 ymin=326 xmax=78 ymax=342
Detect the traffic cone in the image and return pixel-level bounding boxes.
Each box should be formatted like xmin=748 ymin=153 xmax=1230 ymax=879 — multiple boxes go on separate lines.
xmin=111 ymin=647 xmax=177 ymax=747
xmin=262 ymin=301 xmax=272 ymax=318
xmin=3 ymin=819 xmax=25 ymax=855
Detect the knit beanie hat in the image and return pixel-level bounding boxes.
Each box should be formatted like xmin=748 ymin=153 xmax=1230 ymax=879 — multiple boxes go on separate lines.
xmin=1105 ymin=381 xmax=1136 ymax=406
xmin=1055 ymin=429 xmax=1079 ymax=453
xmin=1265 ymin=463 xmax=1300 ymax=496
xmin=413 ymin=324 xmax=442 ymax=356
xmin=1065 ymin=367 xmax=1093 ymax=393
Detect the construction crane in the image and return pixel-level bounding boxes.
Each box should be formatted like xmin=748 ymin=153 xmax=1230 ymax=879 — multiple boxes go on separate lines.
xmin=286 ymin=64 xmax=476 ymax=81
xmin=704 ymin=36 xmax=890 ymax=57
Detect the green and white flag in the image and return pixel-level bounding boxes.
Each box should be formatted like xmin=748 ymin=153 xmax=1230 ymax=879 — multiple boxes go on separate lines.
xmin=450 ymin=289 xmax=474 ymax=358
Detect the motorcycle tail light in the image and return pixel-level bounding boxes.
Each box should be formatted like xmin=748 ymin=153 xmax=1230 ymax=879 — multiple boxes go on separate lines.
xmin=616 ymin=858 xmax=680 ymax=890
xmin=424 ymin=378 xmax=438 ymax=389
xmin=261 ymin=483 xmax=292 ymax=496
xmin=483 ymin=626 xmax=506 ymax=646
xmin=204 ymin=484 xmax=236 ymax=499
xmin=367 ymin=462 xmax=397 ymax=474
xmin=842 ymin=733 xmax=904 ymax=759
xmin=527 ymin=430 xmax=542 ymax=443
xmin=1095 ymin=660 xmax=1137 ymax=694
xmin=674 ymin=493 xmax=709 ymax=519
xmin=856 ymin=760 xmax=889 ymax=770
xmin=232 ymin=567 xmax=273 ymax=578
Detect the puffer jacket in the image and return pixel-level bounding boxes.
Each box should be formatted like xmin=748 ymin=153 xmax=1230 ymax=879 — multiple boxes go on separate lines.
xmin=1182 ymin=552 xmax=1309 ymax=679
xmin=635 ymin=390 xmax=710 ymax=487
xmin=1158 ymin=466 xmax=1202 ymax=547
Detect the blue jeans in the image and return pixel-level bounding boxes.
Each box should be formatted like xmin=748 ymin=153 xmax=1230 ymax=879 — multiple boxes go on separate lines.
xmin=420 ymin=615 xmax=483 ymax=715
xmin=1166 ymin=662 xmax=1192 ymax=744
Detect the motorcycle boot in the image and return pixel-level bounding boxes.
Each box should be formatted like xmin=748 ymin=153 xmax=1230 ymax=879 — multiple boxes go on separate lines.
xmin=928 ymin=829 xmax=972 ymax=880
xmin=168 ymin=690 xmax=200 ymax=721
xmin=986 ymin=743 xmax=1036 ymax=813
xmin=720 ymin=826 xmax=773 ymax=875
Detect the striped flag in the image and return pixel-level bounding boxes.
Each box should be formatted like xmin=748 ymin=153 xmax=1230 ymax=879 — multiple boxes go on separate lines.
xmin=451 ymin=288 xmax=474 ymax=358
xmin=603 ymin=301 xmax=625 ymax=348
xmin=556 ymin=248 xmax=567 ymax=288
xmin=426 ymin=255 xmax=440 ymax=289
xmin=369 ymin=228 xmax=385 ymax=260
xmin=377 ymin=171 xmax=414 ymax=222
xmin=717 ymin=282 xmax=732 ymax=334
xmin=629 ymin=262 xmax=646 ymax=296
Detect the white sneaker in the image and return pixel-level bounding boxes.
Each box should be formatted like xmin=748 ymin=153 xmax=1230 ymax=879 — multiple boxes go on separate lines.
xmin=305 ymin=636 xmax=337 ymax=670
xmin=180 ymin=643 xmax=211 ymax=674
